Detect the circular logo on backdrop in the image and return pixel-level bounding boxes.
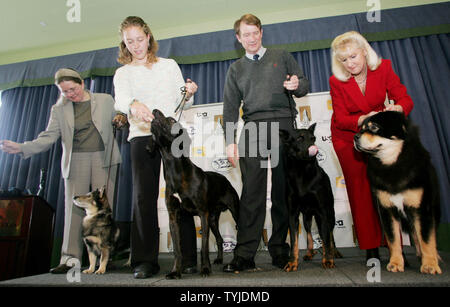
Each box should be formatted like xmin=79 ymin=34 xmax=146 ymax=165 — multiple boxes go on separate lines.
xmin=222 ymin=235 xmax=237 ymax=252
xmin=316 ymin=147 xmax=327 ymax=164
xmin=211 ymin=156 xmax=233 ymax=172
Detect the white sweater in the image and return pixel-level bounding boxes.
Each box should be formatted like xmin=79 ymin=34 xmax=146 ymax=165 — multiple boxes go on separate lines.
xmin=113 ymin=58 xmax=193 ymax=141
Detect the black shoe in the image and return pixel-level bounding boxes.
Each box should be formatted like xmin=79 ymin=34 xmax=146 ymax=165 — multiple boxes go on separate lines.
xmin=182 ymin=265 xmax=198 ymax=274
xmin=272 ymin=254 xmax=289 ymax=269
xmin=133 ymin=262 xmax=160 ymax=279
xmin=49 ymin=264 xmax=71 ymax=274
xmin=223 ymin=256 xmax=255 ymax=273
xmin=366 ymin=248 xmax=380 ymax=261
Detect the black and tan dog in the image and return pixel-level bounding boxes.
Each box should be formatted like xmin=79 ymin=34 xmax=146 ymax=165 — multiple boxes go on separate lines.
xmin=73 ymin=187 xmax=120 ymax=274
xmin=149 ymin=109 xmax=239 ymax=278
xmin=280 ymin=124 xmax=341 ymax=272
xmin=354 ymin=111 xmax=441 ymax=274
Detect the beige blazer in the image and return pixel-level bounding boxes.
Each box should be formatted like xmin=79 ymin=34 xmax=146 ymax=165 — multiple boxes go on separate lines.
xmin=20 ymin=92 xmax=122 ymax=179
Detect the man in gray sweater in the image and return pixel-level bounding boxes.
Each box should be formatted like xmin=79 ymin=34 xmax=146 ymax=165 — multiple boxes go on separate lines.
xmin=222 ymin=14 xmax=309 ymax=272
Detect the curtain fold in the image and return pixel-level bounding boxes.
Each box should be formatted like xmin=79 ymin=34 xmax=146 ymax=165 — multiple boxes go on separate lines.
xmin=1 ymin=34 xmax=449 ymax=251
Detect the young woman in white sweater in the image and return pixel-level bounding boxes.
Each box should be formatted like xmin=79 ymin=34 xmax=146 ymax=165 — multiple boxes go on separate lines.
xmin=113 ymin=16 xmax=199 ymax=279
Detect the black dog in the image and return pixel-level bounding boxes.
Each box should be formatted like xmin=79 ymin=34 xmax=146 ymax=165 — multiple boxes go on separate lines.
xmin=354 ymin=111 xmax=441 ymax=274
xmin=280 ymin=123 xmax=341 ymax=271
xmin=149 ymin=109 xmax=240 ymax=278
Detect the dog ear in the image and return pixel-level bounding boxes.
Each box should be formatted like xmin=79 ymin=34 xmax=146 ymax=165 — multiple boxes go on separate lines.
xmin=146 ymin=136 xmax=159 ymax=156
xmin=279 ymin=129 xmax=291 ymax=143
xmin=308 ymin=123 xmax=317 ymax=133
xmin=99 ymin=186 xmax=106 ymax=199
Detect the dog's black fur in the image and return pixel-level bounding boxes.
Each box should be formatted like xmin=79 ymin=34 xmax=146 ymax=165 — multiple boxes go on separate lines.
xmin=354 ymin=111 xmax=441 ymax=274
xmin=280 ymin=124 xmax=341 ymax=271
xmin=73 ymin=187 xmax=120 ymax=274
xmin=148 ymin=109 xmax=239 ymax=278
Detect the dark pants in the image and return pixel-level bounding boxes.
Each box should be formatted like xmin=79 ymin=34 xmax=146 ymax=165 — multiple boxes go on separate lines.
xmin=130 ymin=136 xmax=197 ymax=267
xmin=234 ymin=118 xmax=293 ymax=260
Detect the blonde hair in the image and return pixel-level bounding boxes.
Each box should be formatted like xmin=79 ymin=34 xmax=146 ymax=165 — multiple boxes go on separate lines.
xmin=117 ymin=16 xmax=159 ymax=65
xmin=331 ymin=31 xmax=381 ymax=81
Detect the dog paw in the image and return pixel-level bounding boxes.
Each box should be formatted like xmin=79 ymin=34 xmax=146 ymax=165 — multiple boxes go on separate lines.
xmin=303 ymin=250 xmax=317 ymax=261
xmin=322 ymin=259 xmax=335 ymax=269
xmin=200 ymin=267 xmax=211 ymax=277
xmin=95 ymin=268 xmax=106 ymax=274
xmin=82 ymin=268 xmax=95 ymax=274
xmin=166 ymin=271 xmax=182 ymax=279
xmin=420 ymin=263 xmax=442 ymax=275
xmin=387 ymin=261 xmax=404 ymax=272
xmin=284 ymin=262 xmax=298 ymax=272
xmin=333 ymin=249 xmax=343 ymax=259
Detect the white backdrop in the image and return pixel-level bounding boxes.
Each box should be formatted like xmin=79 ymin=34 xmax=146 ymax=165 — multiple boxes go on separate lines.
xmin=156 ymin=92 xmax=370 ymax=253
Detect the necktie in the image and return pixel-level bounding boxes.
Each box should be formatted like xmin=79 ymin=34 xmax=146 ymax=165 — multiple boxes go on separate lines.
xmin=253 ymin=54 xmax=259 ymax=61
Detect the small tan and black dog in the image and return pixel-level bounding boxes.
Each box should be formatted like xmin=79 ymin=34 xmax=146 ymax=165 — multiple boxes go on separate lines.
xmin=73 ymin=187 xmax=120 ymax=274
xmin=354 ymin=111 xmax=441 ymax=274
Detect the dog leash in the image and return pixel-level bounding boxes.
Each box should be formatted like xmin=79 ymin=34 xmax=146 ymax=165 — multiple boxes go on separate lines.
xmin=105 ymin=125 xmax=117 ymax=197
xmin=286 ymin=75 xmax=298 ymax=129
xmin=174 ymin=80 xmax=192 ymax=122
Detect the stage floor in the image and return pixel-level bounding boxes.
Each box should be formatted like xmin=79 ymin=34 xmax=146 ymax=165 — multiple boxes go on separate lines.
xmin=1 ymin=247 xmax=449 ymax=287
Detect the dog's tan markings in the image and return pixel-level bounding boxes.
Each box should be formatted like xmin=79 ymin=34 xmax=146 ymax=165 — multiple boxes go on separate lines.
xmin=96 ymin=248 xmax=110 ymax=274
xmin=376 ymin=190 xmax=392 ymax=208
xmin=322 ymin=232 xmax=336 ymax=269
xmin=403 ymin=188 xmax=423 ymax=209
xmin=303 ymin=232 xmax=317 ymax=261
xmin=413 ymin=219 xmax=442 ymax=274
xmin=284 ymin=236 xmax=299 ymax=272
xmin=376 ymin=139 xmax=403 ymax=166
xmin=386 ymin=217 xmax=404 ymax=273
xmin=377 ymin=190 xmax=406 ymax=217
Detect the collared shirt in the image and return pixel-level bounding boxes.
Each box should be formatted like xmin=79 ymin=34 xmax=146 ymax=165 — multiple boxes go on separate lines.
xmin=245 ymin=46 xmax=267 ymax=61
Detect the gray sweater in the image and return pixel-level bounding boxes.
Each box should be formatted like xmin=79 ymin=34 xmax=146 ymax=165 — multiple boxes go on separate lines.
xmin=223 ymin=48 xmax=309 ymax=144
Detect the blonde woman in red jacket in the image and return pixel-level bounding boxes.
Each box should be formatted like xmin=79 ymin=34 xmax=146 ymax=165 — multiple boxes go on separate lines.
xmin=329 ymin=31 xmax=414 ymax=260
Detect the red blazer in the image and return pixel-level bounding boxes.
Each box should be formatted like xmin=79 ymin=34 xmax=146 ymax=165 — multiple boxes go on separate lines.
xmin=330 ymin=59 xmax=414 ymax=143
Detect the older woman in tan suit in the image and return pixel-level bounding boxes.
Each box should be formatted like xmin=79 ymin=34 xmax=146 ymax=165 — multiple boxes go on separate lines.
xmin=0 ymin=68 xmax=121 ymax=273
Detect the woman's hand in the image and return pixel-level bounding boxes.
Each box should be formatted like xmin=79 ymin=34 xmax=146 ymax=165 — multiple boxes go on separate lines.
xmin=357 ymin=111 xmax=378 ymax=127
xmin=384 ymin=104 xmax=403 ymax=113
xmin=185 ymin=79 xmax=198 ymax=100
xmin=0 ymin=140 xmax=22 ymax=154
xmin=129 ymin=100 xmax=153 ymax=122
xmin=112 ymin=112 xmax=128 ymax=129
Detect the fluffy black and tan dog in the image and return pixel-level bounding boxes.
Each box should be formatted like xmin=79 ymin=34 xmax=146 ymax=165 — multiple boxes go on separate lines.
xmin=280 ymin=124 xmax=341 ymax=272
xmin=148 ymin=109 xmax=239 ymax=279
xmin=73 ymin=187 xmax=120 ymax=274
xmin=354 ymin=111 xmax=441 ymax=274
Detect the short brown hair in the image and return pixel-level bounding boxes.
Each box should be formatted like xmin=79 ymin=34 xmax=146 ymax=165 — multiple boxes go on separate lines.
xmin=117 ymin=16 xmax=159 ymax=65
xmin=234 ymin=14 xmax=261 ymax=35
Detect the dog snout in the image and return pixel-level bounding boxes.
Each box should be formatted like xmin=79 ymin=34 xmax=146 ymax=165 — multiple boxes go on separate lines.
xmin=308 ymin=145 xmax=318 ymax=157
xmin=152 ymin=109 xmax=163 ymax=118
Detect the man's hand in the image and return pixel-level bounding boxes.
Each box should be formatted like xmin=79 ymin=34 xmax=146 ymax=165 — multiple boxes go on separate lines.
xmin=283 ymin=75 xmax=299 ymax=91
xmin=226 ymin=143 xmax=239 ymax=168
